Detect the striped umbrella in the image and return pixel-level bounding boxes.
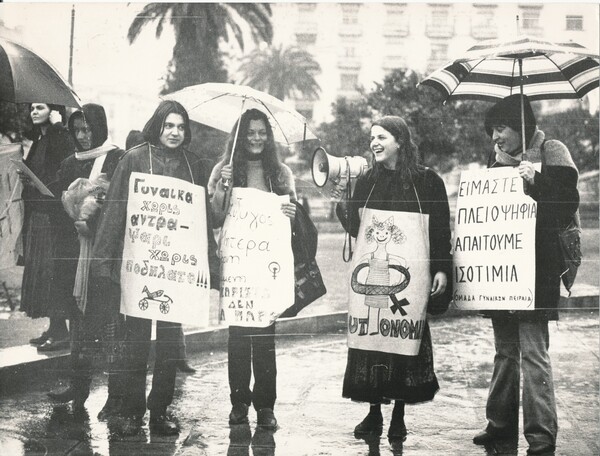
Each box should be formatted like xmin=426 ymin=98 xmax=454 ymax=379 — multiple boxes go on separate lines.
xmin=419 ymin=35 xmax=599 ymax=102
xmin=419 ymin=35 xmax=599 ymax=156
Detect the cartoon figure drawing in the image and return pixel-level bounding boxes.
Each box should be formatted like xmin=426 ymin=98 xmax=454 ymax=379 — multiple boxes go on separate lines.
xmin=351 ymin=216 xmax=411 ymax=335
xmin=139 ymin=285 xmax=172 ymax=314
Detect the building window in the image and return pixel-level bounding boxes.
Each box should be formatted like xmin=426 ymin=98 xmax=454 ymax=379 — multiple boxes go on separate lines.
xmin=428 ymin=42 xmax=448 ymax=72
xmin=520 ymin=6 xmax=542 ymax=35
xmin=340 ymin=73 xmax=359 ymax=91
xmin=341 ymin=4 xmax=360 ymax=25
xmin=426 ymin=4 xmax=454 ymax=38
xmin=471 ymin=5 xmax=498 ymax=39
xmin=566 ymin=15 xmax=584 ymax=31
xmin=298 ymin=3 xmax=317 ymax=14
xmin=343 ymin=46 xmax=356 ymax=58
xmin=386 ymin=3 xmax=406 ymax=21
xmin=296 ymin=33 xmax=317 ymax=47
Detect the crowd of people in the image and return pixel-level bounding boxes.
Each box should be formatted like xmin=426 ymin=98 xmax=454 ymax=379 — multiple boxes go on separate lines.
xmin=8 ymin=93 xmax=579 ymax=455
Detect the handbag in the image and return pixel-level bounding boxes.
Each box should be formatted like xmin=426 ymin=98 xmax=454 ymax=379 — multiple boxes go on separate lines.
xmin=558 ymin=211 xmax=582 ymax=293
xmin=280 ymin=201 xmax=327 ymax=318
xmin=539 ymin=140 xmax=583 ymax=294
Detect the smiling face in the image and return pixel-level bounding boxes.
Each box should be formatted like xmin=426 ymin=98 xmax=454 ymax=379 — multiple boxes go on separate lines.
xmin=373 ymin=224 xmax=392 ymax=245
xmin=159 ymin=113 xmax=185 ymax=150
xmin=73 ymin=117 xmax=93 ymax=151
xmin=245 ymin=119 xmax=268 ymax=155
xmin=491 ymin=124 xmax=521 ymax=156
xmin=370 ymin=125 xmax=399 ymax=170
xmin=30 ymin=103 xmax=51 ymax=125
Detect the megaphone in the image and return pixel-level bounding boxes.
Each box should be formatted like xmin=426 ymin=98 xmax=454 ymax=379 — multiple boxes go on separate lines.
xmin=311 ymin=146 xmax=369 ymax=187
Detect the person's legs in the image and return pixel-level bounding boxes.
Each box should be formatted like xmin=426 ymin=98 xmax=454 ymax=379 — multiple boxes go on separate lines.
xmin=519 ymin=320 xmax=557 ymax=450
xmin=354 ymin=403 xmax=383 ymax=435
xmin=388 ymin=400 xmax=407 ymax=440
xmin=47 ymin=311 xmax=91 ymax=410
xmin=147 ymin=320 xmax=180 ymax=413
xmin=251 ymin=324 xmax=276 ymax=411
xmin=147 ymin=320 xmax=181 ymax=435
xmin=485 ymin=318 xmax=521 ymax=435
xmin=119 ymin=316 xmax=152 ymax=418
xmin=252 ymin=324 xmax=277 ymax=429
xmin=228 ymin=326 xmax=253 ymax=407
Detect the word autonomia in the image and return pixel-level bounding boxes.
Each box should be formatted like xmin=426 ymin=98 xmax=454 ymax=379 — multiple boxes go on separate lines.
xmin=348 ymin=315 xmax=425 ymax=339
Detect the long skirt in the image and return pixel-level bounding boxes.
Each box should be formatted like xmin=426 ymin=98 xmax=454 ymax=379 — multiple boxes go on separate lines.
xmin=342 ymin=321 xmax=439 ymax=404
xmin=20 ymin=210 xmax=77 ymax=319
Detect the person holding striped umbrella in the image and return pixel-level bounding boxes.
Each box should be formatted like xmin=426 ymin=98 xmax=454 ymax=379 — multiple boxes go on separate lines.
xmin=472 ymin=94 xmax=579 ymax=456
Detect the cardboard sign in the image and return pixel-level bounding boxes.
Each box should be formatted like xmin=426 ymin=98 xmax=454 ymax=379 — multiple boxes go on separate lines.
xmin=1 ymin=144 xmax=24 ymax=269
xmin=10 ymin=159 xmax=54 ymax=197
xmin=120 ymin=172 xmax=211 ymax=325
xmin=348 ymin=208 xmax=431 ymax=356
xmin=452 ymin=166 xmax=539 ymax=310
xmin=219 ymin=187 xmax=294 ymax=327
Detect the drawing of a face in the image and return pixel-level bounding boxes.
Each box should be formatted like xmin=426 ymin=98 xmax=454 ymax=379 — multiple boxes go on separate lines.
xmin=373 ymin=219 xmax=392 ymax=245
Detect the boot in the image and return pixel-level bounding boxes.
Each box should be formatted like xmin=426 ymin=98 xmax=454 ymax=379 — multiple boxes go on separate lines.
xmin=354 ymin=404 xmax=383 ymax=436
xmin=388 ymin=401 xmax=407 ymax=441
xmin=98 ymin=396 xmax=124 ymax=421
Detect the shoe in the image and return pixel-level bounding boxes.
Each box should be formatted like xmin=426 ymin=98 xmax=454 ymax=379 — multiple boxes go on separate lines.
xmin=98 ymin=396 xmax=123 ymax=421
xmin=47 ymin=386 xmax=76 ymax=402
xmin=150 ymin=412 xmax=180 ymax=435
xmin=256 ymin=408 xmax=277 ymax=430
xmin=30 ymin=332 xmax=49 ymax=345
xmin=111 ymin=414 xmax=144 ymax=437
xmin=473 ymin=428 xmax=516 ymax=445
xmin=527 ymin=442 xmax=555 ymax=455
xmin=354 ymin=411 xmax=383 ymax=436
xmin=387 ymin=419 xmax=407 ymax=441
xmin=229 ymin=403 xmax=249 ymax=425
xmin=176 ymin=360 xmax=196 ymax=374
xmin=37 ymin=337 xmax=70 ymax=352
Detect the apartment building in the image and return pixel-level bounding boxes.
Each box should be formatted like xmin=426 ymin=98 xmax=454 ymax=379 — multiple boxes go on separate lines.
xmin=268 ymin=2 xmax=599 ymax=123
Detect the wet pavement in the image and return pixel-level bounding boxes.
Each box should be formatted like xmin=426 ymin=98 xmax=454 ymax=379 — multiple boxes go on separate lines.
xmin=0 ymin=311 xmax=598 ymax=456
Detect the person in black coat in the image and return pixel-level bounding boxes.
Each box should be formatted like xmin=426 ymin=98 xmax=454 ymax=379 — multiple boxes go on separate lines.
xmin=45 ymin=103 xmax=125 ymax=415
xmin=18 ymin=103 xmax=75 ymax=351
xmin=472 ymin=95 xmax=579 ymax=456
xmin=333 ymin=116 xmax=452 ymax=441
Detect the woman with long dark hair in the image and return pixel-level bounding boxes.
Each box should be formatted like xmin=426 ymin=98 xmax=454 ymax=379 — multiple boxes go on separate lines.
xmin=333 ymin=116 xmax=452 ymax=441
xmin=18 ymin=102 xmax=75 ymax=351
xmin=90 ymin=100 xmax=219 ymax=436
xmin=208 ymin=108 xmax=296 ymax=429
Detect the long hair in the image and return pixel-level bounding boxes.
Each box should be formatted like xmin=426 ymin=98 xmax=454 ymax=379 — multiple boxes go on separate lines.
xmin=221 ymin=108 xmax=285 ymax=193
xmin=27 ymin=102 xmax=67 ymax=138
xmin=370 ymin=116 xmax=420 ymax=184
xmin=142 ymin=100 xmax=192 ymax=147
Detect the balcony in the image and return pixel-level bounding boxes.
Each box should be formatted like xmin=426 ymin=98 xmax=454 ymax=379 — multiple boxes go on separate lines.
xmin=337 ymin=57 xmax=362 ymax=70
xmin=338 ymin=24 xmax=363 ymax=37
xmin=382 ymin=22 xmax=409 ymax=37
xmin=294 ymin=21 xmax=318 ymax=35
xmin=425 ymin=21 xmax=455 ymax=38
xmin=471 ymin=24 xmax=498 ymax=40
xmin=522 ymin=26 xmax=543 ymax=37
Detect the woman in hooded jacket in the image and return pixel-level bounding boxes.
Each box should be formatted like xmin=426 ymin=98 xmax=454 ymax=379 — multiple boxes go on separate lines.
xmin=45 ymin=103 xmax=125 ymax=414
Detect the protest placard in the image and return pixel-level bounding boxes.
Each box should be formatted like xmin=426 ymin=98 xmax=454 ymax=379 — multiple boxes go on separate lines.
xmin=219 ymin=187 xmax=294 ymax=327
xmin=0 ymin=144 xmax=24 ymax=269
xmin=9 ymin=159 xmax=54 ymax=197
xmin=453 ymin=166 xmax=539 ymax=310
xmin=348 ymin=208 xmax=431 ymax=356
xmin=120 ymin=172 xmax=211 ymax=325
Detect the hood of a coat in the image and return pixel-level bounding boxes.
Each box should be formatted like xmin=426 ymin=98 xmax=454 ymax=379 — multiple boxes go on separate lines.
xmin=68 ymin=103 xmax=108 ymax=151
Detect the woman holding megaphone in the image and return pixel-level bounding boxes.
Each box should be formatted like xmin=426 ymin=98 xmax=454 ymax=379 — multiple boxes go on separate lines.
xmin=332 ymin=116 xmax=452 ymax=441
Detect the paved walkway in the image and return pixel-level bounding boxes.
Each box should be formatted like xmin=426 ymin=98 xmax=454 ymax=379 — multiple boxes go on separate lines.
xmin=0 ymin=311 xmax=597 ymax=456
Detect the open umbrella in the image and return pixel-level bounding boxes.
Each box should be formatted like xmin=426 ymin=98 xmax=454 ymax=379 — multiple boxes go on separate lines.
xmin=0 ymin=38 xmax=81 ymax=107
xmin=163 ymin=83 xmax=318 ymax=147
xmin=419 ymin=35 xmax=599 ymax=157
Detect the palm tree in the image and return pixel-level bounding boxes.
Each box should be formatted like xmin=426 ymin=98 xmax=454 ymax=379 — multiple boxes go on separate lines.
xmin=239 ymin=45 xmax=321 ymax=101
xmin=128 ymin=3 xmax=273 ymax=94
